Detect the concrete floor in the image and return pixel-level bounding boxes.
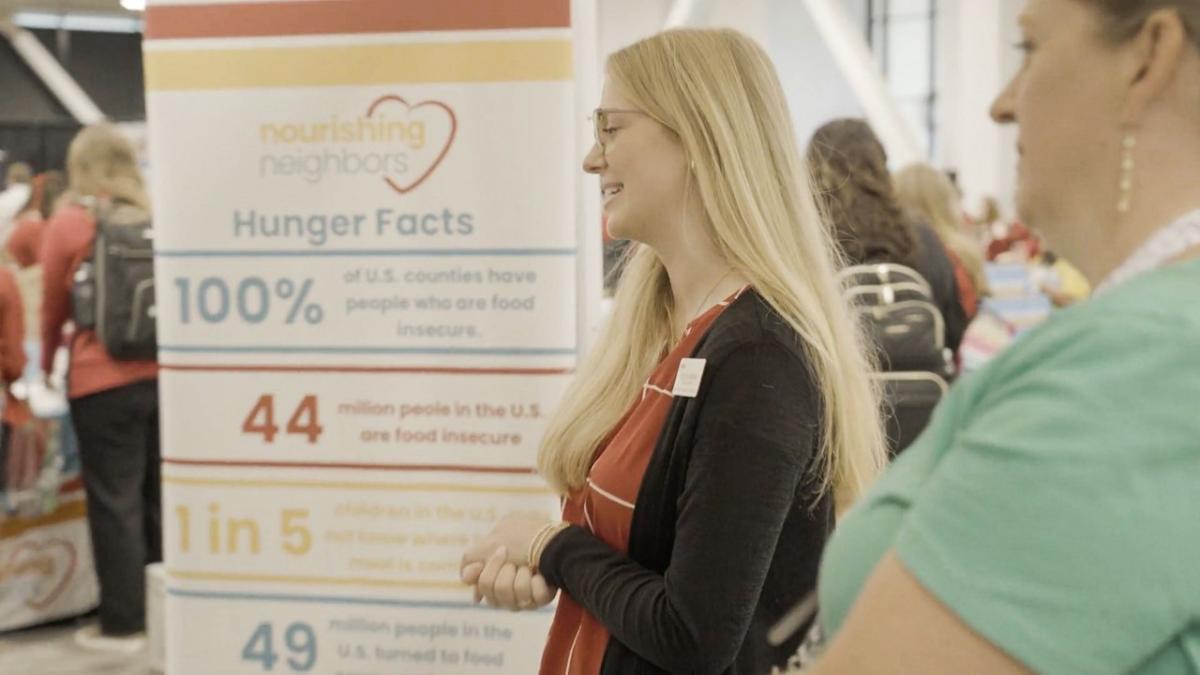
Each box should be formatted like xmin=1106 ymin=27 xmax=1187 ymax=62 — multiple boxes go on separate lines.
xmin=0 ymin=616 xmax=154 ymax=675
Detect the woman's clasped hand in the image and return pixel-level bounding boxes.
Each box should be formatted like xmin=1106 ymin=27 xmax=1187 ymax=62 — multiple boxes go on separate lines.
xmin=460 ymin=512 xmax=558 ymax=611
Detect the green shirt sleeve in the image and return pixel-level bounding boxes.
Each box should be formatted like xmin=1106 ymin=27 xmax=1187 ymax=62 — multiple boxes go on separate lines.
xmin=893 ymin=311 xmax=1200 ymax=675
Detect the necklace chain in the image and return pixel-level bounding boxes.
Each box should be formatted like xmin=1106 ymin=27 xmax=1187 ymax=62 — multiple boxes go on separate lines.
xmin=687 ymin=269 xmax=735 ymax=329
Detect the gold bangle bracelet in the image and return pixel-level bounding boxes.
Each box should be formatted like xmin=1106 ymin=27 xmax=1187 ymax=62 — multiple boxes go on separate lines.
xmin=531 ymin=522 xmax=570 ymax=573
xmin=529 ymin=527 xmax=551 ymax=572
xmin=527 ymin=523 xmax=557 ymax=570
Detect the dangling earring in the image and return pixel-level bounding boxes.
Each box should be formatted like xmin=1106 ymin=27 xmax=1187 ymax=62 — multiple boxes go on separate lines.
xmin=1117 ymin=133 xmax=1136 ymax=215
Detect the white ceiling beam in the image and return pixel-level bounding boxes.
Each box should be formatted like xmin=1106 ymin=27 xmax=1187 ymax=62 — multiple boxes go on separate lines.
xmin=0 ymin=19 xmax=106 ymax=124
xmin=664 ymin=0 xmax=716 ymax=29
xmin=801 ymin=0 xmax=923 ymax=166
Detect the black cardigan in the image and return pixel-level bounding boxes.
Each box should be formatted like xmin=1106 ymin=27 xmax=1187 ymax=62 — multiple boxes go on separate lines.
xmin=540 ymin=290 xmax=833 ymax=675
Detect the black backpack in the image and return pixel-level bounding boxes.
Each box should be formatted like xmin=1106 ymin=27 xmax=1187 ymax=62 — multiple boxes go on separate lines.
xmin=840 ymin=264 xmax=952 ymax=375
xmin=71 ymin=202 xmax=157 ymax=360
xmin=840 ymin=263 xmax=951 ymax=455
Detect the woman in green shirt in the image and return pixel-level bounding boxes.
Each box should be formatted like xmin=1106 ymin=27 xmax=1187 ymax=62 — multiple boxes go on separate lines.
xmin=809 ymin=1 xmax=1200 ymax=673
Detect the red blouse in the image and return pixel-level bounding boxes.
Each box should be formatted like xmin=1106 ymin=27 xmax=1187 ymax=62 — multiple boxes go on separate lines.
xmin=539 ymin=287 xmax=748 ymax=675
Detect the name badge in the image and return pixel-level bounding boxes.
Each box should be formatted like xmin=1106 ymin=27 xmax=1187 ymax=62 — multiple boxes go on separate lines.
xmin=672 ymin=358 xmax=707 ymax=398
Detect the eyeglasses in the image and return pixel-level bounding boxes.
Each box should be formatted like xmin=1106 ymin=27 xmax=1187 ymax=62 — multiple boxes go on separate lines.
xmin=590 ymin=108 xmax=648 ymax=152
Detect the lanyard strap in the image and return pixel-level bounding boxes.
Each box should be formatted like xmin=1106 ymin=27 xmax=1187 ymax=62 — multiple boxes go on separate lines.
xmin=1096 ymin=209 xmax=1200 ymax=293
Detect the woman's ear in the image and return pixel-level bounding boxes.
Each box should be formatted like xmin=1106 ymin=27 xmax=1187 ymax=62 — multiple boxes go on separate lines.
xmin=1121 ymin=8 xmax=1190 ymax=126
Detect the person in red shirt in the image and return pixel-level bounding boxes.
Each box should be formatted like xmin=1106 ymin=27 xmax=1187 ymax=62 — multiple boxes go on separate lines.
xmin=40 ymin=125 xmax=158 ymax=651
xmin=0 ymin=171 xmax=60 ymax=499
xmin=0 ymin=266 xmax=32 ymax=496
xmin=7 ymin=171 xmax=66 ymax=349
xmin=986 ymin=220 xmax=1042 ymax=261
xmin=7 ymin=170 xmax=66 ymax=269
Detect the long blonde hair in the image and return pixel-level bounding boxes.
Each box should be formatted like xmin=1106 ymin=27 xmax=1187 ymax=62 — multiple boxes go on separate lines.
xmin=66 ymin=124 xmax=150 ymax=210
xmin=538 ymin=29 xmax=886 ymax=511
xmin=893 ymin=163 xmax=989 ymax=297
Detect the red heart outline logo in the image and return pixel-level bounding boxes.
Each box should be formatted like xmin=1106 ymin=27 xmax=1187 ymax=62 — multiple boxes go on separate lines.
xmin=367 ymin=95 xmax=458 ymax=195
xmin=5 ymin=538 xmax=78 ymax=610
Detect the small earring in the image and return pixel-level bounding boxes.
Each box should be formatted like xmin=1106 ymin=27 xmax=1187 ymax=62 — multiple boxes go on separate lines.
xmin=1117 ymin=133 xmax=1135 ymax=215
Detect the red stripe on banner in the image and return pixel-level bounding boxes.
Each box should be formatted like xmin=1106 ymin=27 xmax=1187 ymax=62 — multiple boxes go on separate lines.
xmin=145 ymin=0 xmax=571 ymax=39
xmin=161 ymin=458 xmax=538 ymax=474
xmin=159 ymin=364 xmax=573 ymax=376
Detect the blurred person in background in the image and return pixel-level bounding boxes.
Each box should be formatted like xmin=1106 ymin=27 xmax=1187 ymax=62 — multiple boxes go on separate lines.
xmin=0 ymin=162 xmax=33 ymax=243
xmin=41 ymin=125 xmax=159 ymax=653
xmin=807 ymin=118 xmax=970 ymax=354
xmin=8 ymin=170 xmax=66 ymax=269
xmin=895 ymin=163 xmax=991 ymax=320
xmin=986 ymin=219 xmax=1043 ymax=261
xmin=1032 ymin=249 xmax=1092 ymax=307
xmin=0 ymin=263 xmax=29 ymax=504
xmin=974 ymin=195 xmax=1005 ymax=242
xmin=0 ymin=169 xmax=56 ymax=505
xmin=805 ymin=1 xmax=1200 ymax=672
xmin=9 ymin=171 xmax=67 ymax=345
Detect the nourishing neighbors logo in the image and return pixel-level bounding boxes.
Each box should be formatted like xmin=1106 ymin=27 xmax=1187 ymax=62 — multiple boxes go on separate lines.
xmin=237 ymin=95 xmax=473 ymax=246
xmin=1 ymin=538 xmax=79 ymax=611
xmin=257 ymin=95 xmax=458 ymax=194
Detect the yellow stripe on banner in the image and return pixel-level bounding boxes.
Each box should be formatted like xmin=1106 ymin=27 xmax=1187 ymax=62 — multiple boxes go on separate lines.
xmin=168 ymin=569 xmax=465 ymax=590
xmin=144 ymin=40 xmax=572 ymax=91
xmin=161 ymin=475 xmax=552 ymax=495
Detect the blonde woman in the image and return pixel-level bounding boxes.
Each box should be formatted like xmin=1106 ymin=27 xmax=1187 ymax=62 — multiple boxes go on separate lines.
xmin=41 ymin=125 xmax=158 ymax=652
xmin=894 ymin=163 xmax=990 ymax=319
xmin=459 ymin=29 xmax=886 ymax=674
